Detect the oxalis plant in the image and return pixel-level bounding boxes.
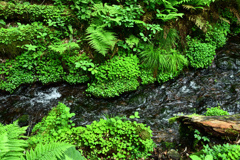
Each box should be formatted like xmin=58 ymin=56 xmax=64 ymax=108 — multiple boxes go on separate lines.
xmin=28 ymin=103 xmax=156 ymax=159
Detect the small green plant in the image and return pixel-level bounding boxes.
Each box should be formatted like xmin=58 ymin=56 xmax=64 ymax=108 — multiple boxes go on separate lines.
xmin=29 ymin=104 xmax=155 ymax=159
xmin=204 ymin=106 xmax=229 ymax=116
xmin=190 ymin=154 xmax=213 ymax=160
xmin=86 ymin=54 xmax=141 ymax=98
xmin=139 ymin=65 xmax=156 ymax=85
xmin=205 ymin=21 xmax=230 ymax=49
xmin=30 ymin=102 xmax=76 ymax=145
xmin=186 ymin=36 xmax=216 ymax=69
xmin=193 ymin=129 xmax=210 ymax=148
xmin=65 ymin=112 xmax=155 ymax=159
xmin=190 ymin=144 xmax=240 ymax=160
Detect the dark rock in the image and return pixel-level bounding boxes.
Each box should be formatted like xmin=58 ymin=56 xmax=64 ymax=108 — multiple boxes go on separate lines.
xmin=167 ymin=149 xmax=181 ymax=160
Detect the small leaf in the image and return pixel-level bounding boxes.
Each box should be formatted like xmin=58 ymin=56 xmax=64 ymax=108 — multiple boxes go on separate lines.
xmin=129 ymin=115 xmax=135 ymax=119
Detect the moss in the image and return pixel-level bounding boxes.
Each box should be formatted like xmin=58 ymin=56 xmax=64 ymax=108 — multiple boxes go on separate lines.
xmin=0 ymin=2 xmax=76 ymax=26
xmin=0 ymin=41 xmax=29 ymax=58
xmin=18 ymin=115 xmax=29 ymax=126
xmin=225 ymin=128 xmax=239 ymax=135
xmin=168 ymin=116 xmax=179 ymax=124
xmin=161 ymin=141 xmax=176 ymax=150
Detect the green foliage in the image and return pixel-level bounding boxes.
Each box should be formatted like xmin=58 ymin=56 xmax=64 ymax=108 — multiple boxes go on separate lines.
xmin=62 ymin=53 xmax=91 ymax=84
xmin=126 ymin=35 xmax=140 ymax=49
xmin=25 ymin=142 xmax=85 ymax=160
xmin=86 ymin=25 xmax=117 ymax=56
xmin=221 ymin=8 xmax=238 ymax=23
xmin=68 ymin=0 xmax=96 ymax=21
xmin=0 ymin=2 xmax=73 ymax=26
xmin=66 ymin=114 xmax=155 ymax=159
xmin=0 ymin=22 xmax=59 ymax=58
xmin=139 ymin=65 xmax=156 ymax=85
xmin=191 ymin=144 xmax=240 ymax=160
xmin=36 ymin=54 xmax=65 ymax=84
xmin=190 ymin=154 xmax=213 ymax=160
xmin=48 ymin=42 xmax=80 ymax=55
xmin=86 ymin=78 xmax=140 ymax=98
xmin=0 ymin=69 xmax=36 ymax=93
xmin=31 ymin=103 xmax=75 ymax=142
xmin=205 ymin=21 xmax=230 ymax=48
xmin=95 ymin=54 xmax=140 ymax=82
xmin=0 ymin=121 xmax=28 ymax=160
xmin=186 ymin=36 xmax=216 ymax=69
xmin=86 ymin=54 xmax=140 ymax=97
xmin=155 ymin=28 xmax=179 ymax=51
xmin=193 ymin=129 xmax=210 ymax=148
xmin=0 ymin=0 xmax=235 ymax=97
xmin=139 ymin=46 xmax=188 ymax=74
xmin=28 ymin=104 xmax=154 ymax=159
xmin=204 ymin=106 xmax=229 ymax=116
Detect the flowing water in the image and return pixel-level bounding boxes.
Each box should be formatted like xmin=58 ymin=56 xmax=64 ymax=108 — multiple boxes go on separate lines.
xmin=1 ymin=36 xmax=240 ymax=145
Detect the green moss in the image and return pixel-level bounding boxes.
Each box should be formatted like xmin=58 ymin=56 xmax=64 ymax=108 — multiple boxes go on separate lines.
xmin=225 ymin=128 xmax=239 ymax=135
xmin=86 ymin=78 xmax=140 ymax=98
xmin=0 ymin=41 xmax=29 ymax=58
xmin=168 ymin=116 xmax=179 ymax=125
xmin=161 ymin=141 xmax=176 ymax=150
xmin=0 ymin=22 xmax=59 ymax=58
xmin=0 ymin=2 xmax=74 ymax=25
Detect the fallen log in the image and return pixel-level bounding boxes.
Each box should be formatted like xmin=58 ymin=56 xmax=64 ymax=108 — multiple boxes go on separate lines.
xmin=176 ymin=114 xmax=240 ymax=140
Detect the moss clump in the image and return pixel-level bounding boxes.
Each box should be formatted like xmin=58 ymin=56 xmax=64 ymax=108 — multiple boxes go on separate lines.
xmin=0 ymin=22 xmax=58 ymax=58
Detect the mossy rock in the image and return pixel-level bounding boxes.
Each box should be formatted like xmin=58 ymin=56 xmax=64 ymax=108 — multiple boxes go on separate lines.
xmin=0 ymin=41 xmax=29 ymax=58
xmin=136 ymin=125 xmax=151 ymax=140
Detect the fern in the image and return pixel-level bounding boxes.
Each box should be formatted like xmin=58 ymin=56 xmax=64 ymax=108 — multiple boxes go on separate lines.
xmin=86 ymin=25 xmax=117 ymax=56
xmin=125 ymin=35 xmax=140 ymax=48
xmin=92 ymin=3 xmax=121 ymax=17
xmin=0 ymin=121 xmax=28 ymax=160
xmin=25 ymin=142 xmax=85 ymax=160
xmin=189 ymin=15 xmax=208 ymax=32
xmin=48 ymin=42 xmax=80 ymax=55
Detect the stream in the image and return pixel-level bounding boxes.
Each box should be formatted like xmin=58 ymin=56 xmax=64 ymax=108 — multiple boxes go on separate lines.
xmin=1 ymin=36 xmax=240 ymax=145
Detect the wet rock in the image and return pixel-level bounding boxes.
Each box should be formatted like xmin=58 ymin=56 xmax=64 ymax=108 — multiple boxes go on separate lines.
xmin=216 ymin=57 xmax=237 ymax=70
xmin=167 ymin=149 xmax=181 ymax=160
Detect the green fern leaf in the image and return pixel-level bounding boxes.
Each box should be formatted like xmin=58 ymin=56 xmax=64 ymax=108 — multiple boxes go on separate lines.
xmin=25 ymin=142 xmax=74 ymax=160
xmin=86 ymin=25 xmax=117 ymax=56
xmin=0 ymin=121 xmax=28 ymax=160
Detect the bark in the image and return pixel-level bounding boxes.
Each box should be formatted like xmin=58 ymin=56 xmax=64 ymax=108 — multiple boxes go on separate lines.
xmin=177 ymin=114 xmax=240 ymax=139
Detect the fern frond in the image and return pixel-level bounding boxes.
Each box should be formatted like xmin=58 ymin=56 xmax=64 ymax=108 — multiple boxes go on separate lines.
xmin=25 ymin=142 xmax=75 ymax=160
xmin=219 ymin=16 xmax=231 ymax=24
xmin=125 ymin=35 xmax=140 ymax=48
xmin=189 ymin=15 xmax=208 ymax=32
xmin=0 ymin=121 xmax=28 ymax=160
xmin=182 ymin=4 xmax=196 ymax=10
xmin=86 ymin=25 xmax=117 ymax=56
xmin=92 ymin=3 xmax=121 ymax=17
xmin=229 ymin=7 xmax=240 ymax=24
xmin=48 ymin=42 xmax=80 ymax=55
